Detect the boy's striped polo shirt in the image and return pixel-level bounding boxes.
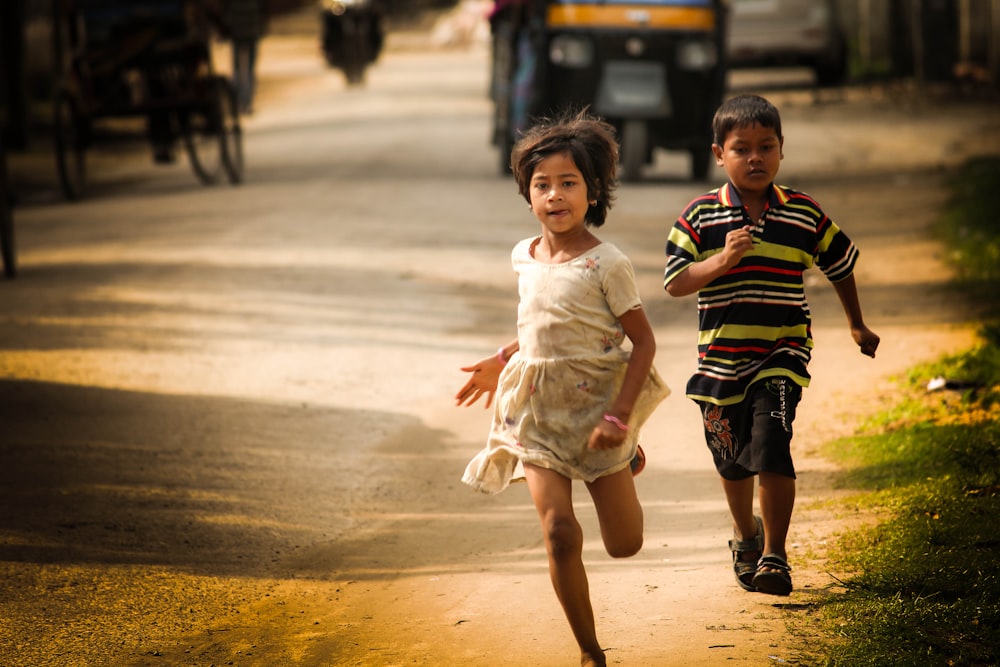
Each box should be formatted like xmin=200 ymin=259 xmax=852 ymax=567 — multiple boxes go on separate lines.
xmin=664 ymin=181 xmax=859 ymax=405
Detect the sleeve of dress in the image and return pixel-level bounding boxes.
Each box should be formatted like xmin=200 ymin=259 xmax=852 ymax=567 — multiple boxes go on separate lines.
xmin=601 ymin=247 xmax=643 ymax=317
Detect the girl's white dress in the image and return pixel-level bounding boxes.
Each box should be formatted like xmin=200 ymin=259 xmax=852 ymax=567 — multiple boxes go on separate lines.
xmin=463 ymin=237 xmax=670 ymax=494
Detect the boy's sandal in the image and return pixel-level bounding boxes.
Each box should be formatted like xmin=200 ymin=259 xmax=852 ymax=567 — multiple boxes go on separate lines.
xmin=752 ymin=554 xmax=793 ymax=596
xmin=728 ymin=516 xmax=763 ymax=592
xmin=630 ymin=444 xmax=646 ymax=476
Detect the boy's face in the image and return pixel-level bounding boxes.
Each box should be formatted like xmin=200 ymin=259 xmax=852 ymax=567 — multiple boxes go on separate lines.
xmin=712 ymin=122 xmax=783 ymax=200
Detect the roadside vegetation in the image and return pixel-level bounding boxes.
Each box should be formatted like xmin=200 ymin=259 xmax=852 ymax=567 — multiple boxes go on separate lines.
xmin=800 ymin=156 xmax=1000 ymax=666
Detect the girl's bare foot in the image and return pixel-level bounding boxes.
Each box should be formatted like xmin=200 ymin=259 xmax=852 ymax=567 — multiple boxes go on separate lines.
xmin=581 ymin=650 xmax=607 ymax=667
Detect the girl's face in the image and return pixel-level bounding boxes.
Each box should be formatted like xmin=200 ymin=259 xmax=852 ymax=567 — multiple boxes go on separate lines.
xmin=712 ymin=122 xmax=783 ymax=200
xmin=528 ymin=152 xmax=592 ymax=235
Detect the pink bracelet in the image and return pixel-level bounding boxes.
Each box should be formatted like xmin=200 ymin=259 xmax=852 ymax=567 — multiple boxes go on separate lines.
xmin=496 ymin=347 xmax=508 ymax=366
xmin=603 ymin=414 xmax=629 ymax=431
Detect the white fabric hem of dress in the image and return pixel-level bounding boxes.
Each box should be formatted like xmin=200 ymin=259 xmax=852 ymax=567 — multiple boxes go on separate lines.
xmin=461 ymin=443 xmax=637 ymax=495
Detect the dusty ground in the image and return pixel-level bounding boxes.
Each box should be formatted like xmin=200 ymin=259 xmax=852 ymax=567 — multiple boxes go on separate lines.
xmin=2 ymin=12 xmax=999 ymax=667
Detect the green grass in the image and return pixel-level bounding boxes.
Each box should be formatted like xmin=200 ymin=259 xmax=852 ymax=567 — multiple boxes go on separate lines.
xmin=934 ymin=156 xmax=1000 ymax=290
xmin=794 ymin=156 xmax=1000 ymax=666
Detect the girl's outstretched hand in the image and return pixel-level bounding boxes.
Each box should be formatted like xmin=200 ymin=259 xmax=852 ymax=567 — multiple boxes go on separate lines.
xmin=455 ymin=355 xmax=503 ymax=409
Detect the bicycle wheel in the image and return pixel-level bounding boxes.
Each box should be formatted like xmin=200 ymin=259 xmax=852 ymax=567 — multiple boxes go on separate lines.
xmin=215 ymin=77 xmax=243 ymax=185
xmin=181 ymin=96 xmax=225 ymax=185
xmin=53 ymin=88 xmax=87 ymax=200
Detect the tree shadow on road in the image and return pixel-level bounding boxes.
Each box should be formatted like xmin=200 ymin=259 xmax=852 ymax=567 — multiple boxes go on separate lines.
xmin=0 ymin=378 xmax=429 ymax=579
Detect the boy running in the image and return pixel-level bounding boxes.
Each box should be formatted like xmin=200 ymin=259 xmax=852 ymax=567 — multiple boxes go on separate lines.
xmin=663 ymin=94 xmax=880 ymax=596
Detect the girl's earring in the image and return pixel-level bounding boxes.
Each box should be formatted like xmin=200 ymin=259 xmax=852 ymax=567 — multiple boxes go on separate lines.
xmin=589 ymin=201 xmax=597 ymax=207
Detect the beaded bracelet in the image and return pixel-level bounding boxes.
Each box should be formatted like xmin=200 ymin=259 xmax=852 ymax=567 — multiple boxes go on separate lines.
xmin=603 ymin=413 xmax=629 ymax=431
xmin=496 ymin=347 xmax=508 ymax=366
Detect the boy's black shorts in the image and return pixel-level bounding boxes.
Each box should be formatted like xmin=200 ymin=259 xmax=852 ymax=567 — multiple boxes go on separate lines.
xmin=696 ymin=377 xmax=801 ymax=481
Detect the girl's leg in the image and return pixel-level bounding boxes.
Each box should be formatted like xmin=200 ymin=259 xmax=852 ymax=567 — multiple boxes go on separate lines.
xmin=586 ymin=467 xmax=643 ymax=558
xmin=523 ymin=463 xmax=605 ymax=667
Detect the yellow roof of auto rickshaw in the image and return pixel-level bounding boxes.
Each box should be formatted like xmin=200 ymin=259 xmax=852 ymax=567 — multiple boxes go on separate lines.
xmin=547 ymin=3 xmax=717 ymax=30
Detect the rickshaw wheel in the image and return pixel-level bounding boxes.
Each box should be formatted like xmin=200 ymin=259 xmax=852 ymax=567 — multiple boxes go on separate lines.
xmin=620 ymin=120 xmax=647 ymax=183
xmin=0 ymin=133 xmax=17 ymax=278
xmin=498 ymin=133 xmax=514 ymax=176
xmin=182 ymin=97 xmax=225 ymax=186
xmin=344 ymin=62 xmax=366 ymax=86
xmin=215 ymin=77 xmax=243 ymax=185
xmin=53 ymin=89 xmax=87 ymax=201
xmin=0 ymin=139 xmax=14 ymax=279
xmin=183 ymin=77 xmax=242 ymax=185
xmin=689 ymin=147 xmax=712 ymax=182
xmin=1 ymin=200 xmax=15 ymax=279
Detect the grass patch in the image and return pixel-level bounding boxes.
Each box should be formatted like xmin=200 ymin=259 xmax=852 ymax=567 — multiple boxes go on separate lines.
xmin=795 ymin=156 xmax=1000 ymax=666
xmin=934 ymin=156 xmax=1000 ymax=290
xmin=814 ymin=418 xmax=1000 ymax=666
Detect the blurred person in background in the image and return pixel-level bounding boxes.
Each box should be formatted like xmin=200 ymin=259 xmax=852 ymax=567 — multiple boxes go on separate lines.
xmin=224 ymin=0 xmax=267 ymax=114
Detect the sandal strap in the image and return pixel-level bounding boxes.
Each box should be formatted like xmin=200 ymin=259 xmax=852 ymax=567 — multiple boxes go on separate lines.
xmin=728 ymin=536 xmax=762 ymax=552
xmin=757 ymin=554 xmax=792 ymax=572
xmin=728 ymin=516 xmax=764 ymax=554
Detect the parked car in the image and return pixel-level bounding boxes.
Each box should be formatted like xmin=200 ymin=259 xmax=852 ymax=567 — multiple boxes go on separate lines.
xmin=725 ymin=0 xmax=848 ymax=86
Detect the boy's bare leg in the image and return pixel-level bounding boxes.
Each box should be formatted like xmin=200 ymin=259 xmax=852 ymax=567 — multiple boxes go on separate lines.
xmin=721 ymin=476 xmax=759 ymax=547
xmin=524 ymin=464 xmax=606 ymax=667
xmin=587 ymin=467 xmax=643 ymax=558
xmin=758 ymin=471 xmax=795 ymax=560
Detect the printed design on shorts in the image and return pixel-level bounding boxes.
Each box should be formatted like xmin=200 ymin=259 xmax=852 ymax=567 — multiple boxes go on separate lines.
xmin=577 ymin=380 xmax=591 ymax=393
xmin=765 ymin=378 xmax=793 ymax=433
xmin=703 ymin=404 xmax=738 ymax=460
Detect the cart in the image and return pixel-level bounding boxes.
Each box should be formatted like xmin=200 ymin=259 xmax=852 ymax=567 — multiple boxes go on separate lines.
xmin=52 ymin=0 xmax=243 ymax=200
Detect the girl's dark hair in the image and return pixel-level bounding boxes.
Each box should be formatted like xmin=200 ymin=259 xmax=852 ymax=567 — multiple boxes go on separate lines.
xmin=510 ymin=109 xmax=619 ymax=227
xmin=712 ymin=94 xmax=783 ymax=147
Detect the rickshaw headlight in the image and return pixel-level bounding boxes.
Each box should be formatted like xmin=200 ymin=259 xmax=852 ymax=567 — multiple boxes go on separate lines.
xmin=676 ymin=40 xmax=718 ymax=71
xmin=549 ymin=35 xmax=594 ymax=68
xmin=625 ymin=37 xmax=645 ymax=57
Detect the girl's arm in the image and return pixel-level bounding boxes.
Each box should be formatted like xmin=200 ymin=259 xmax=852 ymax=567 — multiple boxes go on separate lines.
xmin=589 ymin=306 xmax=656 ymax=450
xmin=832 ymin=273 xmax=880 ymax=358
xmin=455 ymin=339 xmax=519 ymax=409
xmin=666 ymin=225 xmax=755 ymax=297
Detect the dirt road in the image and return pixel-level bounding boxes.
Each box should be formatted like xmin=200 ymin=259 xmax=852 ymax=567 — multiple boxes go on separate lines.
xmin=2 ymin=20 xmax=998 ymax=667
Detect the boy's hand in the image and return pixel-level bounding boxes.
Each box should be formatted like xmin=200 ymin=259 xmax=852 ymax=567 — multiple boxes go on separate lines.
xmin=853 ymin=326 xmax=880 ymax=358
xmin=721 ymin=225 xmax=755 ymax=267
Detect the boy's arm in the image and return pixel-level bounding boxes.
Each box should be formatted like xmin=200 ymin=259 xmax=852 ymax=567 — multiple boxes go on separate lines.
xmin=665 ymin=225 xmax=755 ymax=296
xmin=832 ymin=273 xmax=880 ymax=358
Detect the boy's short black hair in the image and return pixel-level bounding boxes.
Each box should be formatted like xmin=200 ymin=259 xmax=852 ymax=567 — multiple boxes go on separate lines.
xmin=510 ymin=109 xmax=618 ymax=227
xmin=712 ymin=94 xmax=783 ymax=147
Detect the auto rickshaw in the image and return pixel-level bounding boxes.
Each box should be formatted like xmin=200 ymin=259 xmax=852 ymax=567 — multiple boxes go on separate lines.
xmin=490 ymin=0 xmax=728 ymax=182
